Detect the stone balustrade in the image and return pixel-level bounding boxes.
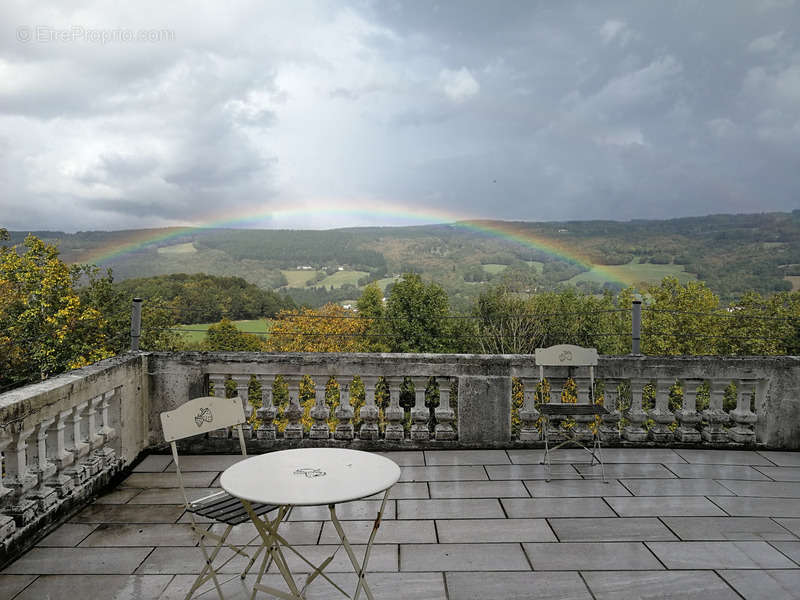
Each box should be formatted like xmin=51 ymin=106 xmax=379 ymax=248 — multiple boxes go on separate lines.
xmin=1 ymin=350 xmax=799 ymax=565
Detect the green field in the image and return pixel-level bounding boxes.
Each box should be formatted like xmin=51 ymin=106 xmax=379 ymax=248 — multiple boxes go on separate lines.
xmin=318 ymin=270 xmax=369 ymax=288
xmin=374 ymin=276 xmax=400 ymax=292
xmin=567 ymin=261 xmax=696 ymax=286
xmin=175 ymin=319 xmax=271 ymax=344
xmin=281 ymin=269 xmax=321 ymax=287
xmin=482 ymin=263 xmax=508 ymax=275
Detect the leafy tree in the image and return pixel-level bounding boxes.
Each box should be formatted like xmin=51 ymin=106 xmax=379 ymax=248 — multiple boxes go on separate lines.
xmin=356 ymin=282 xmax=390 ymax=352
xmin=204 ymin=318 xmax=265 ymax=351
xmin=266 ymin=304 xmax=371 ymax=352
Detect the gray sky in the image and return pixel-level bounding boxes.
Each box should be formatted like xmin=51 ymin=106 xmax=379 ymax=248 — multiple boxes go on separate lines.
xmin=1 ymin=0 xmax=799 ymax=232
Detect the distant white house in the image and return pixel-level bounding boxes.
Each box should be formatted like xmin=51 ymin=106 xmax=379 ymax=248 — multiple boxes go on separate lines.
xmin=296 ymin=265 xmax=314 ymax=270
xmin=338 ymin=266 xmax=344 ymax=271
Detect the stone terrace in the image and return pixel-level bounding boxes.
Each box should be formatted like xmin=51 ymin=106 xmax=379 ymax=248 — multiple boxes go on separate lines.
xmin=2 ymin=448 xmax=800 ymax=599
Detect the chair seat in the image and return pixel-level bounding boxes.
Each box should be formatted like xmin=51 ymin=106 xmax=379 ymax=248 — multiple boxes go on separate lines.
xmin=539 ymin=404 xmax=608 ymax=416
xmin=189 ymin=491 xmax=278 ymax=526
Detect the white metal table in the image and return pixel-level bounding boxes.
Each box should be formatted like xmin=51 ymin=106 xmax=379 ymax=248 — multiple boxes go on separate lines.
xmin=220 ymin=448 xmax=401 ymax=600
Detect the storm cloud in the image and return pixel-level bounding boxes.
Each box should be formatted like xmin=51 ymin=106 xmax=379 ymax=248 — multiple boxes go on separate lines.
xmin=1 ymin=0 xmax=798 ymax=231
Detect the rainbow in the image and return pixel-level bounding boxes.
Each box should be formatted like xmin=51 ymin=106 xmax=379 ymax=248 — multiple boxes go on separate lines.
xmin=68 ymin=203 xmax=633 ymax=286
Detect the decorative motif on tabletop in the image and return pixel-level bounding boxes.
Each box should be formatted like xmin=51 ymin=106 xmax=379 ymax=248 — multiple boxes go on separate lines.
xmin=294 ymin=467 xmax=327 ymax=478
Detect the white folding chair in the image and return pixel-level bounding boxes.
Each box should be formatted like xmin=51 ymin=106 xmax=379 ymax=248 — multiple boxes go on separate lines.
xmin=160 ymin=396 xmax=278 ymax=600
xmin=536 ymin=344 xmax=608 ymax=482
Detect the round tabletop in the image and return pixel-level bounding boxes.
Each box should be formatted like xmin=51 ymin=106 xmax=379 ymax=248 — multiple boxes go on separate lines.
xmin=219 ymin=448 xmax=401 ymax=506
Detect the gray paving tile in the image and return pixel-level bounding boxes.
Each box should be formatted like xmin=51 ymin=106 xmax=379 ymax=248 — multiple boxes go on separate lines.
xmin=429 ymin=480 xmax=529 ymax=498
xmin=523 ymin=542 xmax=662 ymax=570
xmin=159 ymin=574 xmax=270 ymax=600
xmin=376 ymin=451 xmax=425 ymax=466
xmin=675 ymin=450 xmax=774 ymax=466
xmin=771 ymin=541 xmax=800 ymax=565
xmin=487 ymin=464 xmax=580 ymax=480
xmin=365 ymin=482 xmax=429 ymax=499
xmin=718 ymin=569 xmax=800 ymax=600
xmin=0 ymin=575 xmax=35 ymax=600
xmin=210 ymin=521 xmax=322 ymax=546
xmin=583 ymin=571 xmax=739 ymax=600
xmin=718 ymin=480 xmax=800 ymax=497
xmin=127 ymin=487 xmax=220 ymax=505
xmin=605 ymin=496 xmax=727 ymax=517
xmin=319 ymin=520 xmax=436 ymax=544
xmin=577 ymin=464 xmax=677 ymax=478
xmin=548 ymin=517 xmax=677 ymax=541
xmin=503 ymin=497 xmax=616 ymax=518
xmin=12 ymin=575 xmax=172 ymax=600
xmin=646 ymin=541 xmax=798 ymax=569
xmin=446 ymin=571 xmax=592 ymax=600
xmin=755 ymin=467 xmax=800 ymax=481
xmin=36 ymin=524 xmax=97 ymax=547
xmin=662 ymin=517 xmax=798 ymax=541
xmin=710 ymin=497 xmax=800 ymax=517
xmin=399 ymin=466 xmax=488 ymax=482
xmin=620 ymin=478 xmax=733 ymax=496
xmin=401 ymin=543 xmax=529 ymax=571
xmin=596 ymin=448 xmax=688 ymax=464
xmin=79 ymin=523 xmax=200 ymax=547
xmin=3 ymin=547 xmax=154 ymax=575
xmin=666 ymin=464 xmax=771 ymax=480
xmin=119 ymin=472 xmax=217 ymax=488
xmin=424 ymin=450 xmax=510 ymax=465
xmin=304 ymin=572 xmax=447 ymax=600
xmin=525 ymin=479 xmax=632 ymax=497
xmin=70 ymin=504 xmax=185 ymax=524
xmin=165 ymin=454 xmax=246 ymax=472
xmin=136 ymin=546 xmax=249 ymax=574
xmin=436 ymin=518 xmax=557 ymax=543
xmin=94 ymin=489 xmax=142 ymax=504
xmin=289 ymin=500 xmax=396 ymax=521
xmin=775 ymin=518 xmax=800 ymax=537
xmin=266 ymin=544 xmax=398 ymax=573
xmin=133 ymin=454 xmax=173 ymax=472
xmin=397 ymin=498 xmax=503 ymax=519
xmin=757 ymin=451 xmax=800 ymax=467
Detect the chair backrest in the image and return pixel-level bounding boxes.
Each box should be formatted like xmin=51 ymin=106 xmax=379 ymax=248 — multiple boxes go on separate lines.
xmin=535 ymin=344 xmax=597 ymax=403
xmin=161 ymin=395 xmax=246 ymax=442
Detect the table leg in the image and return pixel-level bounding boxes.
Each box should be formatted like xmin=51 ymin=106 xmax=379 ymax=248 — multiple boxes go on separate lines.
xmin=328 ymin=488 xmax=391 ymax=600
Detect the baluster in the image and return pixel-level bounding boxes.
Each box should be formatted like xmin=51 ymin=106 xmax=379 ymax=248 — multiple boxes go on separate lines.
xmin=358 ymin=376 xmax=380 ymax=440
xmin=599 ymin=379 xmax=621 ymax=443
xmin=729 ymin=379 xmax=757 ymax=444
xmin=310 ymin=378 xmax=331 ymax=440
xmin=92 ymin=390 xmax=117 ymax=469
xmin=233 ymin=376 xmax=253 ymax=439
xmin=573 ymin=376 xmax=594 ymax=442
xmin=410 ymin=377 xmax=430 ymax=442
xmin=702 ymin=378 xmax=730 ymax=443
xmin=208 ymin=373 xmax=226 ymax=397
xmin=0 ymin=432 xmax=16 ymax=542
xmin=384 ymin=376 xmax=405 ymax=441
xmin=87 ymin=395 xmax=104 ymax=450
xmin=623 ymin=377 xmax=648 ymax=442
xmin=45 ymin=412 xmax=75 ymax=498
xmin=675 ymin=378 xmax=702 ymax=443
xmin=284 ymin=376 xmax=304 ymax=440
xmin=208 ymin=376 xmax=231 ymax=439
xmin=97 ymin=390 xmax=117 ymax=444
xmin=649 ymin=379 xmax=674 ymax=442
xmin=256 ymin=376 xmax=277 ymax=442
xmin=545 ymin=377 xmax=566 ymax=443
xmin=334 ymin=380 xmax=355 ymax=441
xmin=434 ymin=377 xmax=456 ymax=441
xmin=64 ymin=403 xmax=89 ymax=484
xmin=518 ymin=377 xmax=540 ymax=441
xmin=28 ymin=419 xmax=57 ymax=511
xmin=5 ymin=427 xmax=38 ymax=526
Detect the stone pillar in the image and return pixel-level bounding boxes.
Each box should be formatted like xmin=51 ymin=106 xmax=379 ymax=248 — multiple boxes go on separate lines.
xmin=649 ymin=379 xmax=674 ymax=443
xmin=309 ymin=378 xmax=331 ymax=440
xmin=600 ymin=379 xmax=621 ymax=443
xmin=384 ymin=376 xmax=405 ymax=441
xmin=457 ymin=375 xmax=511 ymax=444
xmin=358 ymin=376 xmax=380 ymax=441
xmin=233 ymin=376 xmax=253 ymax=439
xmin=675 ymin=378 xmax=702 ymax=443
xmin=256 ymin=376 xmax=277 ymax=442
xmin=434 ymin=378 xmax=456 ymax=441
xmin=518 ymin=377 xmax=540 ymax=442
xmin=729 ymin=379 xmax=757 ymax=444
xmin=410 ymin=377 xmax=430 ymax=442
xmin=623 ymin=377 xmax=648 ymax=442
xmin=284 ymin=376 xmax=304 ymax=440
xmin=702 ymin=378 xmax=730 ymax=443
xmin=334 ymin=381 xmax=354 ymax=441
